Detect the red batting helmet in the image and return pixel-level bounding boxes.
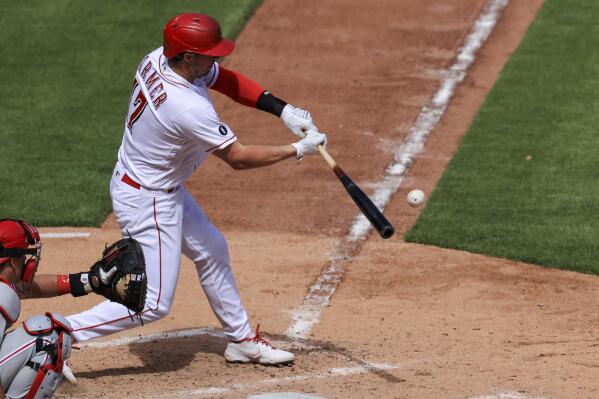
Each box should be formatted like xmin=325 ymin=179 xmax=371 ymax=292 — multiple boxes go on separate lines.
xmin=163 ymin=13 xmax=235 ymax=59
xmin=0 ymin=219 xmax=42 ymax=283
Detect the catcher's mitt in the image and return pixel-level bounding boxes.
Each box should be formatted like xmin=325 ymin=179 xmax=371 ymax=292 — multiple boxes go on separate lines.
xmin=89 ymin=237 xmax=147 ymax=313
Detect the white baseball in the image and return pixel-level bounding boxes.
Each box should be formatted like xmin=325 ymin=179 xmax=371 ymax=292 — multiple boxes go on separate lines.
xmin=407 ymin=189 xmax=425 ymax=207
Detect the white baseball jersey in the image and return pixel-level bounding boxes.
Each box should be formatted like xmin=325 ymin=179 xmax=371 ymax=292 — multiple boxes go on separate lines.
xmin=118 ymin=47 xmax=237 ymax=190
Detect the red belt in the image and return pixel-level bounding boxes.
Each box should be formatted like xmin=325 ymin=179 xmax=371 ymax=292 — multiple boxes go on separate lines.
xmin=121 ymin=173 xmax=175 ymax=193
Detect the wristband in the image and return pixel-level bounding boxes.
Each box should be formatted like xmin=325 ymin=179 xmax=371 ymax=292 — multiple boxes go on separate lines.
xmin=69 ymin=272 xmax=91 ymax=297
xmin=256 ymin=90 xmax=287 ymax=117
xmin=57 ymin=274 xmax=71 ymax=296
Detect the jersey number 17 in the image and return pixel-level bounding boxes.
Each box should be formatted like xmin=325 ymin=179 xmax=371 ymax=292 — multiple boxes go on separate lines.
xmin=127 ymin=78 xmax=148 ymax=132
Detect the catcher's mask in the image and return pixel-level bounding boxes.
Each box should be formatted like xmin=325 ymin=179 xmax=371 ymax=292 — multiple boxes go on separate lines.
xmin=0 ymin=219 xmax=42 ymax=283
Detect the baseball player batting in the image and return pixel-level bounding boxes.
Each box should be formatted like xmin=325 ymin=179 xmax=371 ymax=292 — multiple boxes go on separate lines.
xmin=0 ymin=218 xmax=146 ymax=397
xmin=64 ymin=13 xmax=327 ymax=366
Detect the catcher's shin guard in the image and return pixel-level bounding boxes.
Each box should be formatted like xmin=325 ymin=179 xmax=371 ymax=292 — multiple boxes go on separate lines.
xmin=2 ymin=313 xmax=73 ymax=399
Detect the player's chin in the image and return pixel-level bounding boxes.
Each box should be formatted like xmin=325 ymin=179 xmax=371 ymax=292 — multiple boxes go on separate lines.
xmin=199 ymin=64 xmax=214 ymax=78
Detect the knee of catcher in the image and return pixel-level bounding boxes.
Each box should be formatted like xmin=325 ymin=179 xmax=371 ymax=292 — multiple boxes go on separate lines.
xmin=3 ymin=312 xmax=73 ymax=399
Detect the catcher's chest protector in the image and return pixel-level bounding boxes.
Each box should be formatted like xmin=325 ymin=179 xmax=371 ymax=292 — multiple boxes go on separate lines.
xmin=0 ymin=280 xmax=21 ymax=328
xmin=0 ymin=313 xmax=73 ymax=399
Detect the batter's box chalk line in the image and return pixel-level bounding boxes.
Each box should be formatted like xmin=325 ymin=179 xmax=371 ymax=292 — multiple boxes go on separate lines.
xmin=247 ymin=393 xmax=326 ymax=399
xmin=468 ymin=391 xmax=549 ymax=399
xmin=78 ymin=327 xmax=319 ymax=351
xmin=146 ymin=362 xmax=400 ymax=399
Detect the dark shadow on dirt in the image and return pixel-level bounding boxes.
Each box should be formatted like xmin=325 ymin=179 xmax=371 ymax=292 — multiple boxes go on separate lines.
xmin=72 ymin=328 xmax=404 ymax=384
xmin=73 ymin=333 xmax=226 ymax=378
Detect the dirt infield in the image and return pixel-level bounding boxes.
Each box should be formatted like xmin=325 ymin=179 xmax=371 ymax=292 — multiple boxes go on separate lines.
xmin=27 ymin=0 xmax=598 ymax=397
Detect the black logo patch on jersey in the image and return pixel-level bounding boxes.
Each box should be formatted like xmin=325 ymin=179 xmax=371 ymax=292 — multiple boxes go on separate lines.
xmin=219 ymin=125 xmax=228 ymax=136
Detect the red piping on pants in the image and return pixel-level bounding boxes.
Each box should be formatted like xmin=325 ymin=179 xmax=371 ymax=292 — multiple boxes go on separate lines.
xmin=0 ymin=340 xmax=36 ymax=366
xmin=72 ymin=198 xmax=163 ymax=332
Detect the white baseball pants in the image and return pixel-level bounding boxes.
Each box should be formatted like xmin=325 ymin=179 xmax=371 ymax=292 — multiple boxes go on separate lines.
xmin=67 ymin=165 xmax=252 ymax=342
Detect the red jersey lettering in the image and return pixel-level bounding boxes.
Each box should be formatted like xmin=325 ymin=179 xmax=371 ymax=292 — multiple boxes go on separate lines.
xmin=140 ymin=61 xmax=152 ymax=80
xmin=146 ymin=71 xmax=160 ymax=89
xmin=149 ymin=83 xmax=164 ymax=100
xmin=152 ymin=92 xmax=168 ymax=109
xmin=127 ymin=87 xmax=148 ymax=131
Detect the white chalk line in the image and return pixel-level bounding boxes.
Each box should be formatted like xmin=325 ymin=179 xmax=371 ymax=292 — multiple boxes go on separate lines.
xmin=285 ymin=0 xmax=511 ymax=340
xmin=79 ymin=327 xmax=320 ymax=351
xmin=40 ymin=232 xmax=91 ymax=238
xmin=147 ymin=362 xmax=399 ymax=399
xmin=468 ymin=391 xmax=548 ymax=399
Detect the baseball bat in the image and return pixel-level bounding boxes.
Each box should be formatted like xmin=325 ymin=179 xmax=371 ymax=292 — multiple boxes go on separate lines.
xmin=317 ymin=145 xmax=395 ymax=239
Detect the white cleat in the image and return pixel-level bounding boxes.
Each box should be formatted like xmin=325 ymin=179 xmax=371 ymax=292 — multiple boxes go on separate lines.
xmin=62 ymin=361 xmax=78 ymax=384
xmin=224 ymin=325 xmax=295 ymax=366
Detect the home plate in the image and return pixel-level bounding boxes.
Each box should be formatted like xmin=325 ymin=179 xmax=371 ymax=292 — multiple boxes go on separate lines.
xmin=248 ymin=393 xmax=326 ymax=399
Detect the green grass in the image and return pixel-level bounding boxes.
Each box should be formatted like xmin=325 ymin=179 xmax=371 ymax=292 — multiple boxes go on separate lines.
xmin=406 ymin=0 xmax=599 ymax=274
xmin=0 ymin=0 xmax=261 ymax=226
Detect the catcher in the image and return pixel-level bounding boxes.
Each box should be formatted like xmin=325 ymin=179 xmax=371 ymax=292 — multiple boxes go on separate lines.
xmin=0 ymin=219 xmax=146 ymax=398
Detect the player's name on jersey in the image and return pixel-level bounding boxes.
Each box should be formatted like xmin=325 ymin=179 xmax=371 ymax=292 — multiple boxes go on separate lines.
xmin=139 ymin=56 xmax=168 ymax=108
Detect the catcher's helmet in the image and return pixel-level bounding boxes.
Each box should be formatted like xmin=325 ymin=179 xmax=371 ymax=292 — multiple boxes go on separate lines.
xmin=0 ymin=219 xmax=41 ymax=283
xmin=163 ymin=13 xmax=235 ymax=59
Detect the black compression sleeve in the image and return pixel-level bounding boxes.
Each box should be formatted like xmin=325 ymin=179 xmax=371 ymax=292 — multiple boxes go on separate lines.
xmin=256 ymin=90 xmax=287 ymax=117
